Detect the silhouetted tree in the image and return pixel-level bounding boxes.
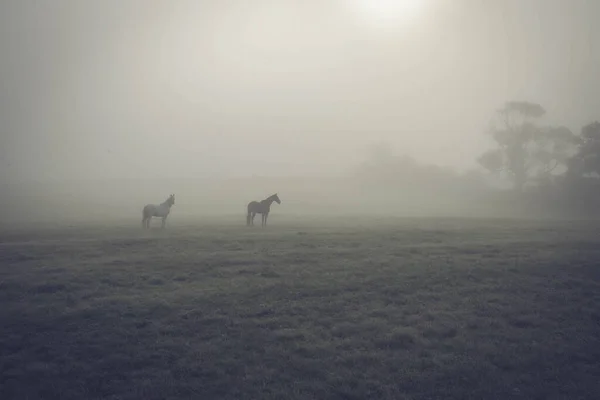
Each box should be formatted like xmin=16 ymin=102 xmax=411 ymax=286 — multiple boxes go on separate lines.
xmin=478 ymin=101 xmax=577 ymax=191
xmin=357 ymin=141 xmax=417 ymax=183
xmin=567 ymin=121 xmax=600 ymax=178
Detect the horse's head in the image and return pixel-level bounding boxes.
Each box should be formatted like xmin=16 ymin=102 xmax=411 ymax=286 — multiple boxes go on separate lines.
xmin=271 ymin=193 xmax=281 ymax=204
xmin=167 ymin=194 xmax=175 ymax=206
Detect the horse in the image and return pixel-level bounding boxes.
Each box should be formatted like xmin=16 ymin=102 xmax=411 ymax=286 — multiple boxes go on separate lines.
xmin=142 ymin=194 xmax=175 ymax=229
xmin=246 ymin=193 xmax=281 ymax=226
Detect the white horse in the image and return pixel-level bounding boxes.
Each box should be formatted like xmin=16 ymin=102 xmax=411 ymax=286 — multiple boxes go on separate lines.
xmin=142 ymin=194 xmax=175 ymax=229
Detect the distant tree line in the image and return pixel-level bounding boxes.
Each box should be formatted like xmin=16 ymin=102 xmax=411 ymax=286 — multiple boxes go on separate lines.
xmin=354 ymin=101 xmax=600 ymax=217
xmin=477 ymin=101 xmax=600 ymax=190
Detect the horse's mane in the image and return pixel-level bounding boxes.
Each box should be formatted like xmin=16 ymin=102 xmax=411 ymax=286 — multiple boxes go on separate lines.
xmin=160 ymin=194 xmax=174 ymax=206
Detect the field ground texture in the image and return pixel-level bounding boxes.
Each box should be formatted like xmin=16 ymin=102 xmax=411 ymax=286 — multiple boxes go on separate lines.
xmin=1 ymin=216 xmax=600 ymax=399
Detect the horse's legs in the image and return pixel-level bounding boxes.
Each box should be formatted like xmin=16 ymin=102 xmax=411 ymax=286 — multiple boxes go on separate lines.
xmin=263 ymin=213 xmax=268 ymax=226
xmin=251 ymin=212 xmax=256 ymax=226
xmin=161 ymin=216 xmax=167 ymax=229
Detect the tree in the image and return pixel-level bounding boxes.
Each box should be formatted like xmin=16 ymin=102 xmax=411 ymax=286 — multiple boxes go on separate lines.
xmin=567 ymin=121 xmax=600 ymax=178
xmin=478 ymin=101 xmax=577 ymax=191
xmin=357 ymin=141 xmax=417 ymax=181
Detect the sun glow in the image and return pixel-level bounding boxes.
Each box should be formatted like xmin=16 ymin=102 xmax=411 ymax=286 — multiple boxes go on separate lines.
xmin=350 ymin=0 xmax=427 ymax=29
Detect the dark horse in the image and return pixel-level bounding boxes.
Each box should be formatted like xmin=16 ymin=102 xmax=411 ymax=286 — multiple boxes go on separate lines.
xmin=246 ymin=193 xmax=281 ymax=226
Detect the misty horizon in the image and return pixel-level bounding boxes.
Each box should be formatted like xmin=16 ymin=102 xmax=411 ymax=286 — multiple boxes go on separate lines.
xmin=2 ymin=0 xmax=599 ymax=184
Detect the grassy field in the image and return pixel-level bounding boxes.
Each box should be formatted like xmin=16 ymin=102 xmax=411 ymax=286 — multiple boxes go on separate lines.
xmin=1 ymin=216 xmax=600 ymax=399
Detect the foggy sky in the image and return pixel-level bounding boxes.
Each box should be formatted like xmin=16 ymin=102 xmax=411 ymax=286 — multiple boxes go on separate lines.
xmin=1 ymin=0 xmax=599 ymax=183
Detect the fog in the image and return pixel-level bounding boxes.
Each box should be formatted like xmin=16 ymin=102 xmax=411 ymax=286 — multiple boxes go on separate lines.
xmin=1 ymin=0 xmax=599 ymax=224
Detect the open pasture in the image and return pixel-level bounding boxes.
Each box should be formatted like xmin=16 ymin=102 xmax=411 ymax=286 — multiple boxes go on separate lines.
xmin=1 ymin=216 xmax=600 ymax=399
